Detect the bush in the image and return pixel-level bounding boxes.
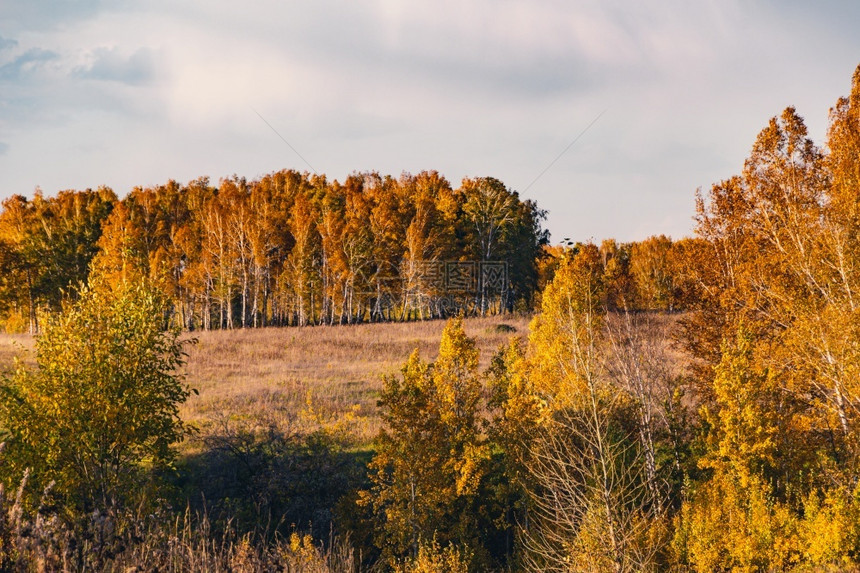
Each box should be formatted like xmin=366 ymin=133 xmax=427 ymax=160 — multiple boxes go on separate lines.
xmin=0 ymin=279 xmax=191 ymax=514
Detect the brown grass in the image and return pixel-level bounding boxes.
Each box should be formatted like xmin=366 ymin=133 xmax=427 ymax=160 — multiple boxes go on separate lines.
xmin=0 ymin=316 xmax=531 ymax=448
xmin=0 ymin=314 xmax=690 ymax=449
xmin=0 ymin=334 xmax=33 ymax=374
xmin=179 ymin=316 xmax=531 ymax=445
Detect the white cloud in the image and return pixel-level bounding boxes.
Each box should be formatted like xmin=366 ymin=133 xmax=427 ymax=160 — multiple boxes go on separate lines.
xmin=0 ymin=0 xmax=858 ymax=242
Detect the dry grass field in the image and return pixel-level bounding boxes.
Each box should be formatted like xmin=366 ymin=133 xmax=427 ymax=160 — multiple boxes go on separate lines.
xmin=180 ymin=315 xmax=531 ymax=446
xmin=0 ymin=316 xmax=532 ymax=448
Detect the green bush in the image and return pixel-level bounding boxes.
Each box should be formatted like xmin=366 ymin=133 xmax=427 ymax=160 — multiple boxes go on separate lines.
xmin=0 ymin=278 xmax=191 ymax=514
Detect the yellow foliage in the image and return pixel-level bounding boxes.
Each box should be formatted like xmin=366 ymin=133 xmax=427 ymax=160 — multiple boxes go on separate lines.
xmin=286 ymin=532 xmax=325 ymax=565
xmin=674 ymin=472 xmax=800 ymax=572
xmin=1 ymin=309 xmax=27 ymax=334
xmin=393 ymin=538 xmax=471 ymax=573
xmin=363 ymin=319 xmax=489 ymax=563
xmin=680 ymin=68 xmax=860 ymax=571
xmin=0 ymin=278 xmax=190 ymax=510
xmin=699 ymin=327 xmax=782 ymax=487
xmin=799 ymin=488 xmax=860 ymax=568
xmin=522 ymin=244 xmax=605 ymax=414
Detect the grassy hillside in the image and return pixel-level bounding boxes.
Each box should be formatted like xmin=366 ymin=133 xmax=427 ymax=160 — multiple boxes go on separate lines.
xmin=2 ymin=315 xmax=531 ymax=449
xmin=2 ymin=315 xmax=530 ymax=448
xmin=180 ymin=315 xmax=531 ymax=444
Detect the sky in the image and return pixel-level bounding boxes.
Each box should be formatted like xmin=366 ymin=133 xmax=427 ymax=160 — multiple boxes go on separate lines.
xmin=1 ymin=1 xmax=859 ymax=243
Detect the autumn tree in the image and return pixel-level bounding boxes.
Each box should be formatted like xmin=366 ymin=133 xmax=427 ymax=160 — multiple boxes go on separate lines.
xmin=0 ymin=278 xmax=191 ymax=513
xmin=400 ymin=172 xmax=448 ymax=319
xmin=368 ymin=174 xmax=409 ymax=321
xmin=0 ymin=195 xmax=38 ymax=332
xmin=340 ymin=175 xmax=375 ymax=323
xmin=0 ymin=188 xmax=115 ymax=332
xmin=0 ymin=169 xmax=547 ymax=329
xmin=173 ymin=177 xmax=216 ymax=329
xmin=246 ymin=175 xmax=291 ymax=327
xmin=629 ymin=235 xmax=678 ymax=311
xmin=675 ymin=67 xmax=860 ymax=570
xmin=362 ymin=319 xmax=490 ymax=567
xmin=461 ymin=177 xmax=538 ymax=314
xmin=283 ymin=189 xmax=320 ymax=326
xmin=492 ymin=245 xmax=665 ymax=572
xmin=318 ymin=181 xmax=347 ymax=325
xmin=461 ymin=177 xmax=517 ymax=263
xmin=674 ymin=327 xmax=804 ymax=570
xmin=495 ymin=196 xmax=548 ymax=312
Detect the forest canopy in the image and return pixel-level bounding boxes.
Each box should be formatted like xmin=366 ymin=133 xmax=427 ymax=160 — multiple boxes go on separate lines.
xmin=0 ymin=172 xmax=549 ymax=331
xmin=0 ymin=168 xmax=711 ymax=336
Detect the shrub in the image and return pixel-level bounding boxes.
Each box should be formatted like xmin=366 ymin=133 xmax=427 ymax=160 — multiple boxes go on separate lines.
xmin=0 ymin=279 xmax=191 ymax=514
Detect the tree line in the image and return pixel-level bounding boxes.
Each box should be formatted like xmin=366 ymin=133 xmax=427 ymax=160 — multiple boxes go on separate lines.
xmin=0 ymin=168 xmax=706 ymax=335
xmin=0 ymin=171 xmax=548 ymax=332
